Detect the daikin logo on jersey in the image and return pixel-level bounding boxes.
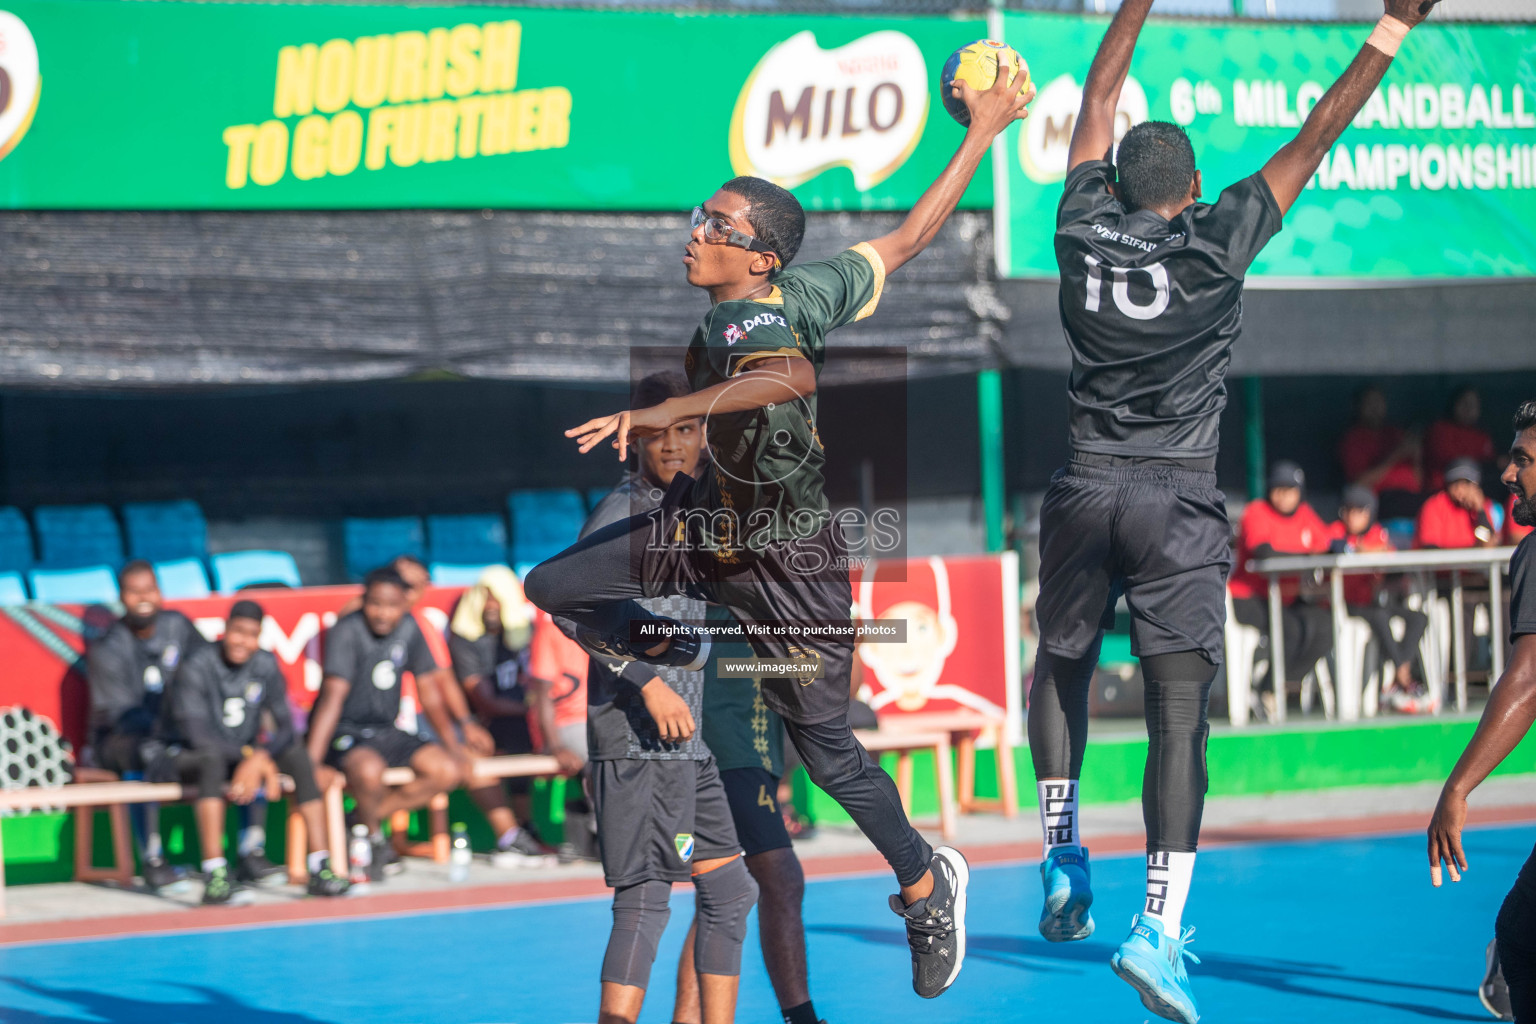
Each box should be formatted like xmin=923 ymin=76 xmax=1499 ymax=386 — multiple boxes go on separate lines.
xmin=729 ymin=30 xmax=929 ymax=191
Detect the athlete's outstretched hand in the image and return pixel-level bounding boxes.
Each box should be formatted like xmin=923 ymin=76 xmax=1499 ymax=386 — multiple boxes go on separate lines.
xmin=1385 ymin=0 xmax=1440 ymax=28
xmin=640 ymin=676 xmax=695 ymax=743
xmin=1427 ymin=786 xmax=1468 ymax=886
xmin=953 ymin=62 xmax=1036 ymax=141
xmin=566 ymin=403 xmax=673 ymax=461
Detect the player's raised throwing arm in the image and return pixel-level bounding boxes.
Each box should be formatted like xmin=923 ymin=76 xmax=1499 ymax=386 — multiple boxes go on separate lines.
xmin=1067 ymin=0 xmax=1154 ymax=172
xmin=1261 ymin=0 xmax=1440 ymax=214
xmin=866 ymin=61 xmax=1035 ymax=274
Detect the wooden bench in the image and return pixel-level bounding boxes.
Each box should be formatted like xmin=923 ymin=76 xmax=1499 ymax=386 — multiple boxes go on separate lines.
xmin=855 ymin=728 xmax=957 ymax=841
xmin=376 ymin=754 xmax=566 ymax=864
xmin=876 ymin=711 xmax=1019 ymax=818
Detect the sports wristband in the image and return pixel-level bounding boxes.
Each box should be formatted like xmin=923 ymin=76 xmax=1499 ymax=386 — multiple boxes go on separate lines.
xmin=1366 ymin=15 xmax=1409 ymax=57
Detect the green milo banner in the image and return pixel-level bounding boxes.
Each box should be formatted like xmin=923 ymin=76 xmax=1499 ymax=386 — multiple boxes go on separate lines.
xmin=997 ymin=13 xmax=1536 ymax=281
xmin=0 ymin=1 xmax=989 ymax=210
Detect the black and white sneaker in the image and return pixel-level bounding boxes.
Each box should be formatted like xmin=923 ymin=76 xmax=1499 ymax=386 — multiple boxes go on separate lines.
xmin=1480 ymin=938 xmax=1513 ymax=1020
xmin=236 ymin=850 xmax=286 ymax=885
xmin=889 ymin=846 xmax=969 ymax=998
xmin=574 ymin=618 xmax=712 ymax=673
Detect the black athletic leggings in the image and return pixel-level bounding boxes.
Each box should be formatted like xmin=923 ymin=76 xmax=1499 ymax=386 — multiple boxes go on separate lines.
xmin=1348 ymin=603 xmax=1428 ymax=672
xmin=173 ymin=744 xmax=322 ymax=805
xmin=1498 ymin=870 xmax=1536 ymax=1023
xmin=1029 ymin=643 xmax=1215 ymax=854
xmin=525 ymin=511 xmax=934 ymax=887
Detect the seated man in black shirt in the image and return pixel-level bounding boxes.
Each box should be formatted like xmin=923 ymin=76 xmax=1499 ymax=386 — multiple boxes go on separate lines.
xmin=306 ymin=566 xmax=464 ymax=878
xmin=87 ymin=560 xmax=209 ymax=891
xmin=167 ymin=600 xmax=350 ymax=903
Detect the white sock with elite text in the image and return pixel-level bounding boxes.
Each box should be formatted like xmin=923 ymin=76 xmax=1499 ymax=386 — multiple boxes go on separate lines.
xmin=1037 ymin=779 xmax=1080 ymax=857
xmin=1143 ymin=851 xmax=1196 ymax=933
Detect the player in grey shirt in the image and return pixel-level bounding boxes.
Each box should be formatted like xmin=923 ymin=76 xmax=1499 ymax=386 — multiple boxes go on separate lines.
xmin=559 ymin=372 xmax=755 ymax=1024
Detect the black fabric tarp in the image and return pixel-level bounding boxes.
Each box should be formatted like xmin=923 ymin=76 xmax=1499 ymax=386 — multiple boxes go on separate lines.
xmin=2 ymin=208 xmax=1534 ymax=388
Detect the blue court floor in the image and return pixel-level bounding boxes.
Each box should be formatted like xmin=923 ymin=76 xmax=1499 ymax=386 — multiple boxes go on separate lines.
xmin=0 ymin=824 xmax=1528 ymax=1024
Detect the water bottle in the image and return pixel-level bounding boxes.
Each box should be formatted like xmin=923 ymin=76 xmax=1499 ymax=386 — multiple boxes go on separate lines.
xmin=449 ymin=822 xmax=472 ymax=883
xmin=348 ymin=824 xmax=372 ymax=885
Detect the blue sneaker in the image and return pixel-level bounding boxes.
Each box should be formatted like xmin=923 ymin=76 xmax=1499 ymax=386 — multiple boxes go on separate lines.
xmin=1110 ymin=914 xmax=1201 ymax=1023
xmin=1038 ymin=846 xmax=1094 ymax=941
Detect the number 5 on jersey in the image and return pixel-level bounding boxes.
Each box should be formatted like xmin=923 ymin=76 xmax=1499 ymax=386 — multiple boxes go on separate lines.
xmin=1083 ymin=255 xmax=1169 ymax=321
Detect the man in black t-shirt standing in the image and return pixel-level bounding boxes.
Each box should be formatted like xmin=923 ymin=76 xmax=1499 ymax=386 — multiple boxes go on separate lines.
xmin=306 ymin=567 xmax=463 ymax=878
xmin=1027 ymin=1 xmax=1441 ymax=1020
xmin=87 ymin=560 xmax=208 ymax=891
xmin=167 ymin=600 xmax=349 ymax=903
xmin=1429 ymin=401 xmax=1536 ymax=1024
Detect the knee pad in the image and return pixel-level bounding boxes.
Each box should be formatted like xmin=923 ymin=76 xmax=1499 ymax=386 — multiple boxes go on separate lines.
xmin=692 ymin=856 xmax=759 ymax=977
xmin=601 ymin=879 xmax=672 ymax=989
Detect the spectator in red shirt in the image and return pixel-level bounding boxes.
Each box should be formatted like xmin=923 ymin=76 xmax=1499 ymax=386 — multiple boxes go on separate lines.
xmin=1327 ymin=486 xmax=1430 ymax=711
xmin=1424 ymin=386 xmax=1495 ymax=492
xmin=1338 ymin=386 xmax=1422 ymax=519
xmin=1417 ymin=458 xmax=1500 ymax=550
xmin=1229 ymin=461 xmax=1334 ymax=689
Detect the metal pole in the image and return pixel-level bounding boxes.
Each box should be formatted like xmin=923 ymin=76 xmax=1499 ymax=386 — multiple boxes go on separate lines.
xmin=1268 ymin=575 xmax=1287 ymax=723
xmin=1245 ymin=377 xmax=1266 ymax=501
xmin=1490 ymin=559 xmax=1505 ymax=684
xmin=978 ymin=369 xmax=1007 ymax=554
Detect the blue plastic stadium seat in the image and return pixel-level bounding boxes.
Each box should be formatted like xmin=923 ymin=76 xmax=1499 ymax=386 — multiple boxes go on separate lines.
xmin=426 ymin=514 xmax=508 ymax=568
xmin=508 ymin=490 xmax=587 ymax=571
xmin=153 ymin=558 xmax=212 ymax=599
xmin=0 ymin=571 xmax=27 ymax=605
xmin=429 ymin=562 xmax=505 ymax=586
xmin=211 ymin=550 xmax=302 ymax=593
xmin=123 ymin=500 xmax=208 ymax=563
xmin=29 ymin=565 xmax=118 ymax=605
xmin=343 ymin=517 xmax=425 ymax=582
xmin=0 ymin=507 xmax=34 ymax=574
xmin=34 ymin=505 xmax=123 ymax=570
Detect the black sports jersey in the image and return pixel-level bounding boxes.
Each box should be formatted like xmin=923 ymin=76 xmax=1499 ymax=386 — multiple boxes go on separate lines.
xmin=1055 ymin=160 xmax=1283 ymax=458
xmin=448 ymin=630 xmax=528 ymax=700
xmin=572 ymin=474 xmax=711 ymax=762
xmin=1511 ymin=534 xmax=1536 ymax=640
xmin=320 ymin=610 xmax=437 ymax=732
xmin=87 ymin=610 xmax=207 ymax=738
xmin=684 ymin=245 xmax=884 ymax=552
xmin=170 ymin=644 xmax=294 ymax=759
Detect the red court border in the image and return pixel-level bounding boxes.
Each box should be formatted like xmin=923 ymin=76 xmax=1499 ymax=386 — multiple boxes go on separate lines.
xmin=2 ymin=803 xmax=1531 ymax=948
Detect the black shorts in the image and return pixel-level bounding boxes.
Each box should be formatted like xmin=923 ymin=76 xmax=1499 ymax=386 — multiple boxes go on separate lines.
xmin=644 ymin=480 xmax=855 ymax=727
xmin=1036 ymin=457 xmax=1231 ymax=664
xmin=324 ymin=725 xmax=428 ymax=770
xmin=719 ymin=766 xmax=791 ymax=857
xmin=591 ymin=756 xmax=740 ymax=887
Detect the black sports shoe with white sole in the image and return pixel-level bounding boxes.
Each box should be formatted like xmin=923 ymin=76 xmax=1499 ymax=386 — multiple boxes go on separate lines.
xmin=574 ymin=619 xmax=712 ymax=672
xmin=889 ymin=846 xmax=969 ymax=998
xmin=1481 ymin=938 xmax=1513 ymax=1020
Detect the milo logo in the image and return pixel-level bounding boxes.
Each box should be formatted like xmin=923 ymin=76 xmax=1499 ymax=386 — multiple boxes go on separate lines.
xmin=1019 ymin=73 xmax=1147 ymax=184
xmin=0 ymin=10 xmax=40 ymax=162
xmin=729 ymin=30 xmax=928 ymax=191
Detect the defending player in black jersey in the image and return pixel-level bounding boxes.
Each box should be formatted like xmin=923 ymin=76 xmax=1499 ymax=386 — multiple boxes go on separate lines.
xmin=167 ymin=601 xmax=349 ymax=903
xmin=1429 ymin=401 xmax=1536 ymax=1024
xmin=1026 ymin=1 xmax=1440 ymax=1020
xmin=87 ymin=560 xmax=209 ymax=891
xmin=525 ymin=70 xmax=1035 ymax=1000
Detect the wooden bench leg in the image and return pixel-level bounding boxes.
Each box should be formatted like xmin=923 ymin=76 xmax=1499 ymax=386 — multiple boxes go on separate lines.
xmin=287 ymin=803 xmax=308 ymax=884
xmin=894 ymin=751 xmax=914 ymax=816
xmin=995 ymin=725 xmax=1019 ymax=819
xmin=325 ymin=782 xmax=347 ymax=866
xmin=934 ymin=738 xmax=957 ymax=842
xmin=391 ymin=795 xmax=451 ymax=863
xmin=75 ymin=804 xmax=135 ymax=884
xmin=956 ymin=733 xmax=977 ymax=814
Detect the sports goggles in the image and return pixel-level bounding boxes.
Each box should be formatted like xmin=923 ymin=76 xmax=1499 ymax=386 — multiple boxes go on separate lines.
xmin=690 ymin=206 xmax=781 ymax=269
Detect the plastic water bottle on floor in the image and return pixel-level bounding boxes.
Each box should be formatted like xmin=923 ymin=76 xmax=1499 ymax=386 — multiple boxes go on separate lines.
xmin=449 ymin=822 xmax=472 ymax=883
xmin=348 ymin=824 xmax=372 ymax=886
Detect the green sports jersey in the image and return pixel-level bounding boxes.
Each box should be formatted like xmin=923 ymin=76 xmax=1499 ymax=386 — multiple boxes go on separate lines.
xmin=684 ymin=244 xmax=885 ymax=554
xmin=702 ymin=618 xmax=784 ymax=775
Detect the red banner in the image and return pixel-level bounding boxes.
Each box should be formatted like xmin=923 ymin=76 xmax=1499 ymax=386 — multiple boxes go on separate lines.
xmin=852 ymin=553 xmax=1022 ymax=740
xmin=0 ymin=586 xmax=466 ymax=749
